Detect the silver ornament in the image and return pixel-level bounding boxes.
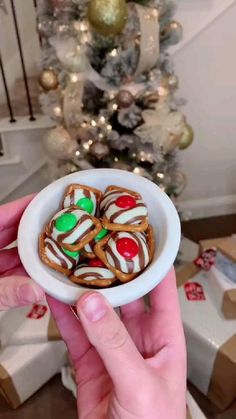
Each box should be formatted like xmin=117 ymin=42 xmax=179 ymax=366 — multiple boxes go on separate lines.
xmin=116 ymin=90 xmax=134 ymax=108
xmin=89 ymin=141 xmax=109 ymax=160
xmin=161 ymin=21 xmax=183 ymax=45
xmin=44 ymin=127 xmax=77 ymax=160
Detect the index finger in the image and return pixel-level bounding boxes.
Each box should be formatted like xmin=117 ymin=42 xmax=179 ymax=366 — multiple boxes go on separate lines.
xmin=149 ymin=268 xmax=180 ymax=315
xmin=0 ymin=195 xmax=35 ymax=248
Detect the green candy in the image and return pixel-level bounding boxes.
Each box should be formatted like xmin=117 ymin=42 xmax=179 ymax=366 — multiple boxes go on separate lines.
xmin=63 ymin=248 xmax=80 ymax=258
xmin=76 ymin=197 xmax=94 ymax=214
xmin=55 ymin=213 xmax=77 ymax=232
xmin=95 ymin=228 xmax=108 ymax=241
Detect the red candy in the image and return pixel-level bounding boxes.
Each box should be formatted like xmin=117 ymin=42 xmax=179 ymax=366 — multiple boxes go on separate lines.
xmin=88 ymin=259 xmax=105 ymax=268
xmin=115 ymin=195 xmax=136 ymax=209
xmin=116 ymin=237 xmax=139 ymax=259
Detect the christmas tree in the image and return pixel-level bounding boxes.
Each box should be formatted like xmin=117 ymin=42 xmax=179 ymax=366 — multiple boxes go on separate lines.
xmin=38 ymin=0 xmax=193 ymax=197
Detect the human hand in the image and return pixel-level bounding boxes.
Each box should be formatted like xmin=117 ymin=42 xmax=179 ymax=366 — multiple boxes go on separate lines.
xmin=0 ymin=196 xmax=45 ymax=310
xmin=48 ymin=269 xmax=186 ymax=419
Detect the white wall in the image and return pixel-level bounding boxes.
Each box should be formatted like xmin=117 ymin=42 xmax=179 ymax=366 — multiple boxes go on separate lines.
xmin=0 ymin=0 xmax=40 ymax=100
xmin=174 ymin=1 xmax=236 ymax=218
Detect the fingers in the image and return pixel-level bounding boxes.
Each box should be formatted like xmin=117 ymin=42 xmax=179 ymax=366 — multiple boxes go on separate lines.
xmin=0 ymin=276 xmax=44 ymax=310
xmin=47 ymin=296 xmax=90 ymax=364
xmin=149 ymin=268 xmax=180 ymax=315
xmin=149 ymin=268 xmax=186 ymax=353
xmin=77 ymin=292 xmax=146 ymax=393
xmin=120 ymin=298 xmax=146 ymax=319
xmin=0 ymin=248 xmax=21 ymax=275
xmin=0 ymin=195 xmax=35 ymax=248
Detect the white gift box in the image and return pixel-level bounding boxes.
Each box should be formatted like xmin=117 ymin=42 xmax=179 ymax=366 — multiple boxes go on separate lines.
xmin=177 ymin=267 xmax=236 ymax=410
xmin=8 ymin=301 xmax=61 ymax=346
xmin=0 ymin=341 xmax=67 ymax=408
xmin=0 ymin=307 xmax=29 ymax=349
xmin=200 ymin=237 xmax=236 ymax=319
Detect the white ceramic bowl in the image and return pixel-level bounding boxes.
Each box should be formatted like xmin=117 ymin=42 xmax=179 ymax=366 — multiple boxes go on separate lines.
xmin=18 ymin=169 xmax=180 ymax=307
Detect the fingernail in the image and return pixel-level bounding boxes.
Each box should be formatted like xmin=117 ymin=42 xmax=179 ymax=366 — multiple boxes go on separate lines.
xmin=18 ymin=283 xmax=44 ymax=304
xmin=80 ymin=293 xmax=108 ymax=322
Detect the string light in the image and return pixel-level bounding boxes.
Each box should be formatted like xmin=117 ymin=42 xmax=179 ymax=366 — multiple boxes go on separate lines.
xmin=70 ymin=73 xmax=79 ymax=82
xmin=110 ymin=48 xmax=118 ymax=57
xmin=91 ymin=120 xmax=97 ymax=127
xmin=112 ymin=103 xmax=118 ymax=111
xmin=99 ymin=115 xmax=106 ymax=124
xmin=53 ymin=106 xmax=62 ymax=117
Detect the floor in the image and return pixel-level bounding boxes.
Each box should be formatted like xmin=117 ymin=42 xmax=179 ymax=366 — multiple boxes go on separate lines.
xmin=0 ymin=214 xmax=236 ymax=419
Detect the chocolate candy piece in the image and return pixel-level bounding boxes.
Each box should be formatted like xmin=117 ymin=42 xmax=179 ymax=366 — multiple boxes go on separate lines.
xmin=105 ymin=231 xmax=150 ymax=274
xmin=100 ymin=185 xmax=148 ymax=232
xmin=94 ymin=226 xmax=154 ymax=283
xmin=70 ymin=265 xmax=116 ymax=288
xmin=63 ymin=184 xmax=102 ymax=216
xmin=45 ymin=206 xmax=102 ymax=252
xmin=39 ymin=233 xmax=79 ymax=275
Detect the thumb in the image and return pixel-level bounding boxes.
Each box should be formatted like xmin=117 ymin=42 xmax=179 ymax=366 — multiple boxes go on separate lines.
xmin=77 ymin=292 xmax=146 ymax=392
xmin=0 ymin=277 xmax=45 ymax=310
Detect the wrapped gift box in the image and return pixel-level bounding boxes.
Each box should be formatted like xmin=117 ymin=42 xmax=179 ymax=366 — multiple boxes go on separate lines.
xmin=0 ymin=341 xmax=67 ymax=408
xmin=9 ymin=301 xmax=61 ymax=346
xmin=200 ymin=237 xmax=236 ymax=319
xmin=187 ymin=391 xmax=206 ymax=419
xmin=177 ymin=264 xmax=236 ymax=410
xmin=0 ymin=307 xmax=29 ymax=349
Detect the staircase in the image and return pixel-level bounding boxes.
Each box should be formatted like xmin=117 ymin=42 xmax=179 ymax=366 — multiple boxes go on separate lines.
xmin=0 ymin=0 xmax=53 ymax=203
xmin=0 ymin=1 xmax=236 ymax=218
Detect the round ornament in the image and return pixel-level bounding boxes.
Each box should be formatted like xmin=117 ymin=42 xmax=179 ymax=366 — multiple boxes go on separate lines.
xmin=44 ymin=127 xmax=77 ymax=160
xmin=89 ymin=141 xmax=109 ymax=160
xmin=116 ymin=237 xmax=139 ymax=259
xmin=39 ymin=69 xmax=58 ymax=91
xmin=179 ymin=124 xmax=194 ymax=150
xmin=87 ymin=0 xmax=128 ymax=36
xmin=116 ymin=90 xmax=134 ymax=108
xmin=161 ymin=21 xmax=183 ymax=45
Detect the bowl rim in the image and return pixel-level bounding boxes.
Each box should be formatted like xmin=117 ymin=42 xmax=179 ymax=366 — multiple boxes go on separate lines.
xmin=18 ymin=169 xmax=181 ymax=307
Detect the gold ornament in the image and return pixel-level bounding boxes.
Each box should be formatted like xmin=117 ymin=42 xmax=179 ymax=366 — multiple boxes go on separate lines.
xmin=39 ymin=69 xmax=58 ymax=91
xmin=87 ymin=0 xmax=128 ymax=36
xmin=44 ymin=127 xmax=77 ymax=160
xmin=162 ymin=74 xmax=179 ymax=90
xmin=116 ymin=90 xmax=134 ymax=108
xmin=179 ymin=124 xmax=194 ymax=150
